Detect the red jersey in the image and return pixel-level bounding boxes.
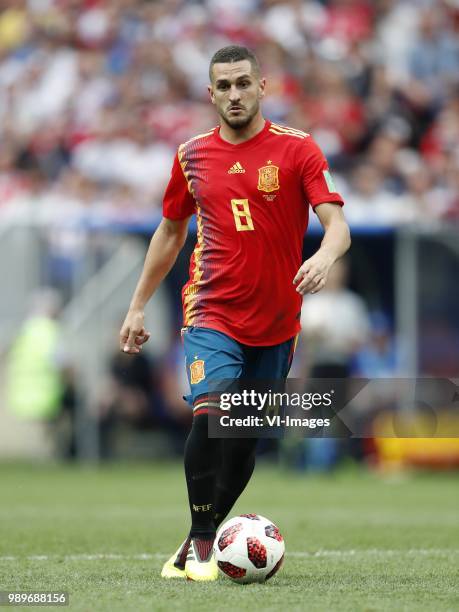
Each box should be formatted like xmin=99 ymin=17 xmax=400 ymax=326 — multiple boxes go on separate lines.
xmin=162 ymin=120 xmax=344 ymax=346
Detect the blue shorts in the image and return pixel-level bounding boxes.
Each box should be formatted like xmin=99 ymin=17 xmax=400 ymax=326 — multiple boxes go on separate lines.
xmin=182 ymin=326 xmax=297 ymax=410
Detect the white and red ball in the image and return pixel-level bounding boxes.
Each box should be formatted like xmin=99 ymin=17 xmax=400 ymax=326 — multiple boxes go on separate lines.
xmin=214 ymin=514 xmax=285 ymax=583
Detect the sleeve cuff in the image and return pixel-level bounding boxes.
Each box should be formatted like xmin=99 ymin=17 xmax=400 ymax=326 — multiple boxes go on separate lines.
xmin=311 ymin=198 xmax=344 ymax=210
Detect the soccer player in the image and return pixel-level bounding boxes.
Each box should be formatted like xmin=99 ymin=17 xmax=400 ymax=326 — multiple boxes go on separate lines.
xmin=119 ymin=45 xmax=350 ymax=581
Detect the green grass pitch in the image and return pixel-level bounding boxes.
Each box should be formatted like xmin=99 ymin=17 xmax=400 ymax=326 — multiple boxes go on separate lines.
xmin=0 ymin=461 xmax=458 ymax=611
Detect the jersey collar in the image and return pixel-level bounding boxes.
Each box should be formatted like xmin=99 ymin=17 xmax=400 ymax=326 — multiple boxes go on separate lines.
xmin=213 ymin=119 xmax=271 ymax=149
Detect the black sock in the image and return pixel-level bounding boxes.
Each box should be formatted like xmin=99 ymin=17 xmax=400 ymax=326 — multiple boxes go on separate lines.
xmin=214 ymin=438 xmax=257 ymax=528
xmin=184 ymin=412 xmax=221 ymax=539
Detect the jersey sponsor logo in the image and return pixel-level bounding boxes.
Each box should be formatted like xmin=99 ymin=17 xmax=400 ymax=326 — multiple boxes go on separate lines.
xmin=257 ymin=161 xmax=279 ymax=193
xmin=190 ymin=359 xmax=205 ymax=384
xmin=228 ymin=161 xmax=245 ymax=174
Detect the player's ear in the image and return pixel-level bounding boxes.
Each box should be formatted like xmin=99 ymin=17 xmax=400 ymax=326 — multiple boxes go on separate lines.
xmin=258 ymin=78 xmax=266 ymax=100
xmin=208 ymin=84 xmax=216 ymax=105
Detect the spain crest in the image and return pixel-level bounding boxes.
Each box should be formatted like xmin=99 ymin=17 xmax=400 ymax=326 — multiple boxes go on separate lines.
xmin=190 ymin=359 xmax=205 ymax=384
xmin=257 ymin=162 xmax=279 ymax=193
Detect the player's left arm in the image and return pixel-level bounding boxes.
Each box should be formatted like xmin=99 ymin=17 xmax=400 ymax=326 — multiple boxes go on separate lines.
xmin=293 ymin=203 xmax=351 ymax=295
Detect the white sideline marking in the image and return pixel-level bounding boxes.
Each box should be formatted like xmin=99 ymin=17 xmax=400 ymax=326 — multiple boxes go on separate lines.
xmin=288 ymin=549 xmax=459 ymax=557
xmin=0 ymin=549 xmax=457 ymax=562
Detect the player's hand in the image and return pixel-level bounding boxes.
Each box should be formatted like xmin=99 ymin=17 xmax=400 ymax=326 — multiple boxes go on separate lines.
xmin=293 ymin=250 xmax=334 ymax=295
xmin=119 ymin=309 xmax=151 ymax=354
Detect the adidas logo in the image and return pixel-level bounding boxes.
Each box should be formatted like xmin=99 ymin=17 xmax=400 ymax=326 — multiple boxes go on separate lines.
xmin=228 ymin=162 xmax=245 ymax=174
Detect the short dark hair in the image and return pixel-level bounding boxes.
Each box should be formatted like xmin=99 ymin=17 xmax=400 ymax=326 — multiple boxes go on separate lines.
xmin=209 ymin=45 xmax=260 ymax=81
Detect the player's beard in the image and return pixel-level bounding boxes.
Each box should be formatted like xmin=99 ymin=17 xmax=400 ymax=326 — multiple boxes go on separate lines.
xmin=220 ymin=99 xmax=260 ymax=130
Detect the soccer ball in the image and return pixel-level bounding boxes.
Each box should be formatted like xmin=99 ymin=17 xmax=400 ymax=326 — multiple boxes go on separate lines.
xmin=214 ymin=514 xmax=285 ymax=583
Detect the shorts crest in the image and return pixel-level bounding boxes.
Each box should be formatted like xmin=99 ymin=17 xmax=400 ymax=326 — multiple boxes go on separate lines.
xmin=190 ymin=359 xmax=205 ymax=384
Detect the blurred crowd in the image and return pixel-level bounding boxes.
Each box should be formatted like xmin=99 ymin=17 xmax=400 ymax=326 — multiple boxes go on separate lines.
xmin=0 ymin=0 xmax=458 ymax=225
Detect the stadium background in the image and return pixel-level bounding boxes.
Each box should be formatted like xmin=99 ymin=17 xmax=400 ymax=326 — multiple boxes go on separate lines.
xmin=0 ymin=1 xmax=458 ymax=610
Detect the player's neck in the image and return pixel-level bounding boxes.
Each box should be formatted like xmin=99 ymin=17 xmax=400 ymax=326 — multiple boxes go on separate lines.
xmin=219 ymin=113 xmax=266 ymax=145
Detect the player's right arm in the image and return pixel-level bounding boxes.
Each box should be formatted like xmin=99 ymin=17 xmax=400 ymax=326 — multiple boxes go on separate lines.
xmin=120 ymin=216 xmax=191 ymax=354
xmin=120 ymin=151 xmax=196 ymax=354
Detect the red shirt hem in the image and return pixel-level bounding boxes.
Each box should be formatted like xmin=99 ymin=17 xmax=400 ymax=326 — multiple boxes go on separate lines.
xmin=186 ymin=320 xmax=300 ymax=347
